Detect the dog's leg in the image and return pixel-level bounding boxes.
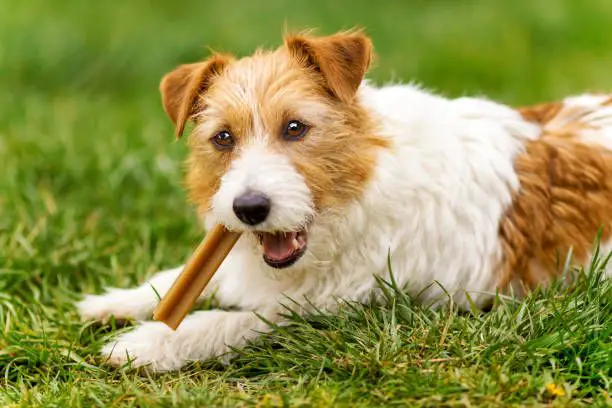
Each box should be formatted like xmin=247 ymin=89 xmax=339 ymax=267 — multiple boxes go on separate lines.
xmin=77 ymin=232 xmax=254 ymax=322
xmin=76 ymin=265 xmax=211 ymax=322
xmin=100 ymin=307 xmax=281 ymax=371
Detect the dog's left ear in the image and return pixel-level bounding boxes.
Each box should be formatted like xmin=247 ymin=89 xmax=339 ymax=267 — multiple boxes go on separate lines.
xmin=285 ymin=30 xmax=373 ymax=103
xmin=160 ymin=53 xmax=234 ymax=138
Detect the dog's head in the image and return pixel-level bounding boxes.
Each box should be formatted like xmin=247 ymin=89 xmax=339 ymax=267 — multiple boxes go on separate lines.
xmin=160 ymin=30 xmax=388 ymax=270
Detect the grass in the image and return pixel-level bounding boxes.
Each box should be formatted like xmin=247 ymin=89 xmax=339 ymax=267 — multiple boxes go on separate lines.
xmin=1 ymin=0 xmax=612 ymax=406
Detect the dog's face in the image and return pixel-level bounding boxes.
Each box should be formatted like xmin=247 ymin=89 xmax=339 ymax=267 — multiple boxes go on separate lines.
xmin=160 ymin=31 xmax=388 ymax=270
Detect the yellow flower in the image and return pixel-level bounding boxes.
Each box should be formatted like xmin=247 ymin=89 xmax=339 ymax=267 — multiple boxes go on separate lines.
xmin=546 ymin=383 xmax=566 ymax=397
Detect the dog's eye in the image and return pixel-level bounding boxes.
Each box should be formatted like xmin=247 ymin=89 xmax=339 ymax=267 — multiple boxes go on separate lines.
xmin=212 ymin=130 xmax=235 ymax=150
xmin=283 ymin=120 xmax=309 ymax=140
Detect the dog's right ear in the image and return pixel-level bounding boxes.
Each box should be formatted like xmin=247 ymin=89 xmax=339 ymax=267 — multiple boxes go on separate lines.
xmin=160 ymin=54 xmax=234 ymax=138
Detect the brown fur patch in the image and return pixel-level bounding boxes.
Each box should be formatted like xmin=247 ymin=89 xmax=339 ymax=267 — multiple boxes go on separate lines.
xmin=160 ymin=54 xmax=234 ymax=138
xmin=517 ymin=102 xmax=563 ymax=125
xmin=283 ymin=103 xmax=389 ymax=209
xmin=499 ymin=98 xmax=612 ymax=291
xmin=163 ymin=32 xmax=389 ymax=215
xmin=285 ymin=30 xmax=373 ymax=103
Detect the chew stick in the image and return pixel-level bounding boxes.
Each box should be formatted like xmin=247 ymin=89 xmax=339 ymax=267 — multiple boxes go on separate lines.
xmin=153 ymin=224 xmax=241 ymax=330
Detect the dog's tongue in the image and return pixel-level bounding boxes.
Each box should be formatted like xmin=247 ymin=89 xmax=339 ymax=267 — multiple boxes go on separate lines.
xmin=262 ymin=232 xmax=297 ymax=261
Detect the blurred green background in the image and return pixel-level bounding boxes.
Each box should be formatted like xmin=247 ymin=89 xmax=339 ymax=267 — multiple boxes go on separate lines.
xmin=4 ymin=0 xmax=612 ymax=99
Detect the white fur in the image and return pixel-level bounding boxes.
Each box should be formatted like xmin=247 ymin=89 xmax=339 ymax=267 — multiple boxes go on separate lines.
xmin=100 ymin=309 xmax=279 ymax=371
xmin=582 ymin=238 xmax=612 ymax=278
xmin=559 ymin=93 xmax=612 ymax=150
xmin=77 ymin=266 xmax=185 ymax=322
xmin=212 ymin=143 xmax=315 ymax=233
xmin=78 ymin=81 xmax=557 ymax=371
xmin=563 ymin=93 xmax=610 ymax=107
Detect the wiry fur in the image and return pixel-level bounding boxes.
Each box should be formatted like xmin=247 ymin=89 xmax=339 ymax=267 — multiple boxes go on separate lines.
xmin=77 ymin=30 xmax=612 ymax=372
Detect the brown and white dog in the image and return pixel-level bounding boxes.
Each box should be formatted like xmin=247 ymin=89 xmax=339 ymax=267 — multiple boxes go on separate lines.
xmin=77 ymin=30 xmax=612 ymax=371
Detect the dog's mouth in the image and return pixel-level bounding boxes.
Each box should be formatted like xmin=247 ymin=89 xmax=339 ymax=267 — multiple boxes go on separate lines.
xmin=256 ymin=228 xmax=308 ymax=269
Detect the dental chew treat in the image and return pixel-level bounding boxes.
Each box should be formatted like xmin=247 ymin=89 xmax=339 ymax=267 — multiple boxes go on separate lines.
xmin=153 ymin=224 xmax=241 ymax=330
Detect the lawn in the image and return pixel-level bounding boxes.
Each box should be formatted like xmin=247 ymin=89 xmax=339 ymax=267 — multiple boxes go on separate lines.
xmin=1 ymin=0 xmax=612 ymax=406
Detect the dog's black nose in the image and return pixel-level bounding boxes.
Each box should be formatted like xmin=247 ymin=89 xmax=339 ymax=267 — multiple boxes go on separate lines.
xmin=233 ymin=191 xmax=271 ymax=225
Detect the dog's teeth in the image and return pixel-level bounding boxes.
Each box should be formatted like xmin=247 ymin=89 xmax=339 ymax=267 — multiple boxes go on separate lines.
xmin=292 ymin=237 xmax=300 ymax=250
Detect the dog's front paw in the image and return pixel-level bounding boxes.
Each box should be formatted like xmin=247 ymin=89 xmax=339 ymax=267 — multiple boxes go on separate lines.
xmin=76 ymin=288 xmax=156 ymax=322
xmin=101 ymin=322 xmax=184 ymax=371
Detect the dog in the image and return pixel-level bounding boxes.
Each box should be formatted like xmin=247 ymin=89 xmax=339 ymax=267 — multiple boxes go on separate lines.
xmin=77 ymin=29 xmax=612 ymax=372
